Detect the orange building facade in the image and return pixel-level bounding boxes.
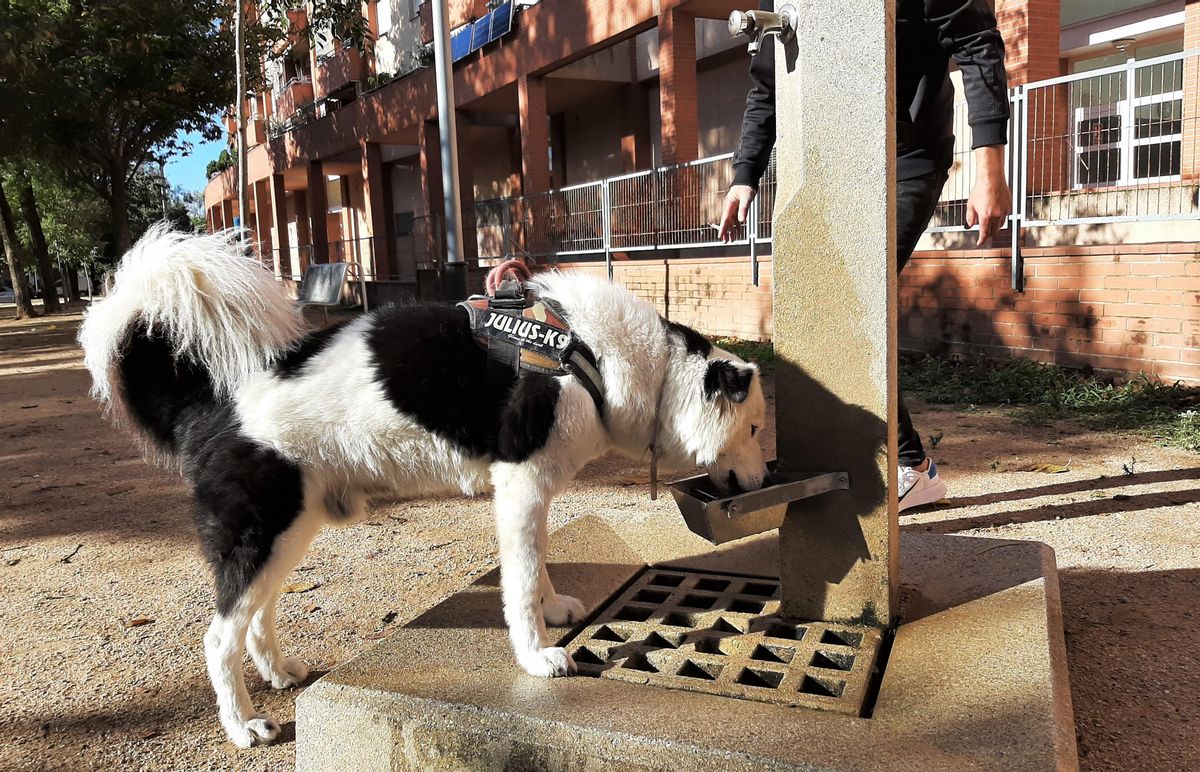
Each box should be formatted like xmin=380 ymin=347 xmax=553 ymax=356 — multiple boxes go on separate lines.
xmin=205 ymin=0 xmax=1200 ymax=382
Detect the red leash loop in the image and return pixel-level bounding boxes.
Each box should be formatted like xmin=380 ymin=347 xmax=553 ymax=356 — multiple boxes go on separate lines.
xmin=485 ymin=259 xmax=532 ymax=296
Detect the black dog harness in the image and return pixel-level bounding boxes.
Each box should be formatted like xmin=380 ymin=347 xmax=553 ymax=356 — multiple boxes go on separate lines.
xmin=458 ymin=280 xmax=606 ymax=414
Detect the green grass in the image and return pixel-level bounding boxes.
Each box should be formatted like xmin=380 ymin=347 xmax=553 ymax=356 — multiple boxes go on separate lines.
xmin=714 ymin=338 xmax=775 ymax=374
xmin=900 ymin=353 xmax=1200 ymax=453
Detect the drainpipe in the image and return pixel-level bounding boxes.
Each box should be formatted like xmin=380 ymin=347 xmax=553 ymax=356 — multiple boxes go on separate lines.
xmin=430 ymin=0 xmax=468 ymax=300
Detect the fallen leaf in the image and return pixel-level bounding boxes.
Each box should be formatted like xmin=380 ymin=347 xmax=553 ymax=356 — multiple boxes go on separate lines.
xmin=303 ymin=604 xmax=321 ymax=614
xmin=123 ymin=617 xmax=155 ymax=628
xmin=5 ymin=557 xmax=20 ymax=567
xmin=281 ymin=581 xmax=320 ymax=594
xmin=381 ymin=610 xmax=398 ymax=625
xmin=1018 ymin=463 xmax=1071 ymax=474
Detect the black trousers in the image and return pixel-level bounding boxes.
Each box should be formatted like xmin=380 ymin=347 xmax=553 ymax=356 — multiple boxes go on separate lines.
xmin=896 ymin=170 xmax=948 ymax=467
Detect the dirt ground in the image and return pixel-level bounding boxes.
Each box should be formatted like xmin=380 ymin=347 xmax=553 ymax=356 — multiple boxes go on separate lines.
xmin=1 ymin=307 xmax=1198 ymax=771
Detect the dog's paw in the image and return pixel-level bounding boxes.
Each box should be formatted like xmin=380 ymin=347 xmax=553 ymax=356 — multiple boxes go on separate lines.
xmin=542 ymin=593 xmax=586 ymax=626
xmin=264 ymin=656 xmax=309 ymax=689
xmin=517 ymin=646 xmax=577 ymax=677
xmin=224 ymin=714 xmax=281 ymax=749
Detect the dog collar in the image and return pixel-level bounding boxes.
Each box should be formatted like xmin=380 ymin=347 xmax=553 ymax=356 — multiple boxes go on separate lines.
xmin=458 ymin=282 xmax=606 ymax=416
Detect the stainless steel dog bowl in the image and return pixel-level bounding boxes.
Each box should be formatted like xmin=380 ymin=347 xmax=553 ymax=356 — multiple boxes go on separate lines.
xmin=668 ymin=462 xmax=849 ymax=544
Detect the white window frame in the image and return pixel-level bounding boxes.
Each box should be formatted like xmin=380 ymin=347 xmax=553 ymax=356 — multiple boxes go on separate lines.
xmin=1129 ymin=88 xmax=1184 ymax=185
xmin=1072 ymin=87 xmax=1183 ymax=189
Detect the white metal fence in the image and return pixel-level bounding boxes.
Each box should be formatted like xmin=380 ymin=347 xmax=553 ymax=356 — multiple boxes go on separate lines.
xmin=472 ymin=151 xmax=777 ymax=284
xmin=931 ymin=49 xmax=1200 ymax=288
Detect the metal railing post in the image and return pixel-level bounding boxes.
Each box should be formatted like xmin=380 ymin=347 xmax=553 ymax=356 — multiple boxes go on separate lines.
xmin=602 ymin=180 xmax=613 ymax=281
xmin=1122 ymin=57 xmax=1137 ymax=189
xmin=1011 ymin=84 xmax=1026 ymax=292
xmin=749 ymin=194 xmax=760 ymax=286
xmin=501 ymin=197 xmax=513 ymax=260
xmin=361 ymin=239 xmax=371 ymax=312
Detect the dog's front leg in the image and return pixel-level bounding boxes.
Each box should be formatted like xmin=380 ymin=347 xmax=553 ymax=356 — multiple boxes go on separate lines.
xmin=538 ymin=517 xmax=586 ymax=626
xmin=493 ymin=466 xmax=576 ymax=677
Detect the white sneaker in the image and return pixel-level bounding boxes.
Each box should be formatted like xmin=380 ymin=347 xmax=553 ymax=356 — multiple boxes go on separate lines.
xmin=898 ymin=460 xmax=947 ymax=512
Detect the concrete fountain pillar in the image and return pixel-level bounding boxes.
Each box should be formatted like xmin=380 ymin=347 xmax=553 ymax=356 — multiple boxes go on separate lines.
xmin=770 ymin=1 xmax=899 ymax=625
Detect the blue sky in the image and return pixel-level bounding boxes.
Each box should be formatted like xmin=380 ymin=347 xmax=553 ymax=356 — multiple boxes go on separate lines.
xmin=164 ymin=128 xmax=225 ymax=195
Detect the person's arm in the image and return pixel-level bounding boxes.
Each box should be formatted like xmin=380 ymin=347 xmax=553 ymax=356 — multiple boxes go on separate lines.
xmin=719 ymin=3 xmax=776 ymax=242
xmin=927 ymin=0 xmax=1011 ymax=244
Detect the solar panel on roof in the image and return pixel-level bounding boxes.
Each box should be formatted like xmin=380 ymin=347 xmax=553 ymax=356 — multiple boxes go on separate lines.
xmin=470 ymin=14 xmax=491 ymax=51
xmin=489 ymin=2 xmax=513 ymax=39
xmin=450 ymin=25 xmax=471 ymax=62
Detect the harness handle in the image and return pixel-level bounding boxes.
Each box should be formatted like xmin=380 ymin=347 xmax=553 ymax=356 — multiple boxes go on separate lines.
xmin=484 ymin=259 xmax=532 ymax=297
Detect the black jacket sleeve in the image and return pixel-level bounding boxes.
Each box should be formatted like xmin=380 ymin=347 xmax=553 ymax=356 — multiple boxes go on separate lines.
xmin=926 ymin=0 xmax=1009 ymax=148
xmin=731 ymin=2 xmax=776 ymax=189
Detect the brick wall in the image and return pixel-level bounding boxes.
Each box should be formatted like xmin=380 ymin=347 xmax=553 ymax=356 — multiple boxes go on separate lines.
xmin=995 ymin=0 xmax=1062 ymax=85
xmin=901 ymin=245 xmax=1200 ymax=383
xmin=554 ymin=244 xmax=1200 ymax=384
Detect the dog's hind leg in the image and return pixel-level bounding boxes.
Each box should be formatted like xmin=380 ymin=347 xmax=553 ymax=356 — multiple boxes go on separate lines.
xmin=192 ymin=438 xmax=315 ymax=748
xmin=204 ymin=504 xmax=323 ymax=748
xmin=205 ymin=595 xmax=278 ymax=748
xmin=246 ymin=508 xmax=324 ymax=690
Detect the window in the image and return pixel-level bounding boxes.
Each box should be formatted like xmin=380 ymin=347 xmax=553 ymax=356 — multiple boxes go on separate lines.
xmin=377 ymin=0 xmax=393 ymax=35
xmin=1070 ymin=42 xmax=1184 ymax=188
xmin=410 ymin=0 xmax=423 ymax=21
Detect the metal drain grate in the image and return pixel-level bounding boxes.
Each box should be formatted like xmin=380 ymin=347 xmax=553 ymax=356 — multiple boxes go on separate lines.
xmin=563 ymin=568 xmax=883 ymax=716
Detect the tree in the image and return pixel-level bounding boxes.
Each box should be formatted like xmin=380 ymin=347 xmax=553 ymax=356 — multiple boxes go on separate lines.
xmin=13 ymin=167 xmax=61 ymax=312
xmin=124 ymin=167 xmax=196 ymax=237
xmin=0 ymin=1 xmax=369 ymax=262
xmin=0 ymin=179 xmax=37 ymax=319
xmin=0 ymin=0 xmax=237 ymax=254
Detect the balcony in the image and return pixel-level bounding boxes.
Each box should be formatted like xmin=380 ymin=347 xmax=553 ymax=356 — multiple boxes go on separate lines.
xmin=275 ymin=76 xmax=315 ymax=119
xmin=271 ymin=6 xmax=309 ymax=55
xmin=315 ymin=46 xmax=367 ymax=99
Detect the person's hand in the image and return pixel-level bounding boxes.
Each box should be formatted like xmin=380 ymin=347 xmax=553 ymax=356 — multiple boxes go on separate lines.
xmin=718 ymin=184 xmax=757 ymax=243
xmin=966 ymin=146 xmax=1011 ymax=246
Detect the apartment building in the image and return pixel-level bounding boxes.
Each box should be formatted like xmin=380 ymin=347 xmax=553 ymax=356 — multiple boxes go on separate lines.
xmin=204 ymin=0 xmax=1200 ymax=382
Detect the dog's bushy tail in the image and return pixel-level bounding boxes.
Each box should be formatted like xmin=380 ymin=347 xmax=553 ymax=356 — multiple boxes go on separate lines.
xmin=79 ymin=225 xmax=303 ymax=450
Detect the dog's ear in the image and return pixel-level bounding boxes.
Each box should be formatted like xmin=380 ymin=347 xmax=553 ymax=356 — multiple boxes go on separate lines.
xmin=704 ymin=360 xmax=754 ymax=404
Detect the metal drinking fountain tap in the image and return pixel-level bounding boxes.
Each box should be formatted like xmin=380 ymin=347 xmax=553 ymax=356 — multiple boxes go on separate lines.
xmin=727 ymin=4 xmax=799 ymax=55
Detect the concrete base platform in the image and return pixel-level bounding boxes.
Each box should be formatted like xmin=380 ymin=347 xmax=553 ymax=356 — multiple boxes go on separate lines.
xmin=296 ymin=514 xmax=1078 ymax=771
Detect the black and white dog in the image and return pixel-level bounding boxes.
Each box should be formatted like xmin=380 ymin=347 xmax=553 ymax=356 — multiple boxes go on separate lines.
xmin=79 ymin=226 xmax=768 ymax=748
